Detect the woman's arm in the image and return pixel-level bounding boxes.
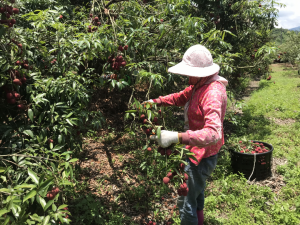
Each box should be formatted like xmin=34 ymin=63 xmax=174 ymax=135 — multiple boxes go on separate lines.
xmin=180 ymin=89 xmax=226 ymax=146
xmin=153 ymin=85 xmax=194 ymax=107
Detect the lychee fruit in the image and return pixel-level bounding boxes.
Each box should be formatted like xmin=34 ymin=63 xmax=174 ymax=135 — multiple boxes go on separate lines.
xmin=179 ymin=163 xmax=185 ymax=170
xmin=13 ymin=79 xmax=22 ymax=86
xmin=147 ymin=147 xmax=152 ymax=152
xmin=46 ymin=191 xmax=55 ymax=200
xmin=14 ymin=92 xmax=20 ymax=99
xmin=124 ymin=45 xmax=128 ymax=50
xmin=17 ymin=104 xmax=26 ymax=110
xmin=94 ymin=17 xmax=99 ymax=22
xmin=118 ymin=45 xmax=124 ymax=52
xmin=163 ymin=177 xmax=170 ymax=184
xmin=166 ymin=149 xmax=172 ymax=156
xmin=59 ymin=15 xmax=63 ymax=19
xmin=143 ymin=119 xmax=148 ymax=124
xmin=145 ymin=128 xmax=150 ymax=135
xmin=184 ymin=173 xmax=188 ymax=180
xmin=6 ymin=92 xmax=14 ymax=99
xmin=160 ymin=19 xmax=163 ymax=22
xmin=52 ymin=187 xmax=60 ymax=194
xmin=167 ymin=172 xmax=173 ymax=179
xmin=153 ymin=117 xmax=158 ymax=123
xmin=8 ymin=98 xmax=16 ymax=104
xmin=48 ymin=139 xmax=54 ymax=144
xmin=13 ymin=8 xmax=19 ymax=14
xmin=21 ymin=77 xmax=27 ymax=84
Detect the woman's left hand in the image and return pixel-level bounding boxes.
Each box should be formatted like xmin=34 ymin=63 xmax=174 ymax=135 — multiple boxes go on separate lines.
xmin=150 ymin=130 xmax=179 ymax=148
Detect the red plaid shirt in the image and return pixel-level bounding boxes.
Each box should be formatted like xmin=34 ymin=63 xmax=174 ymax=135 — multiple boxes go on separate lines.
xmin=154 ymin=81 xmax=227 ymax=165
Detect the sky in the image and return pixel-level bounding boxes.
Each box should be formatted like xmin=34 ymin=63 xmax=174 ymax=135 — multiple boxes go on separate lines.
xmin=274 ymin=0 xmax=300 ymax=29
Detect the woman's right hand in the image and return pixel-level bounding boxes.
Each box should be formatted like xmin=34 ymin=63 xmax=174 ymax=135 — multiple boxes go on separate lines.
xmin=141 ymin=99 xmax=154 ymax=105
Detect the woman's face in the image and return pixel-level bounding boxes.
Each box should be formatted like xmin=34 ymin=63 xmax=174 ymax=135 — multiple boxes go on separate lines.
xmin=189 ymin=76 xmax=201 ymax=85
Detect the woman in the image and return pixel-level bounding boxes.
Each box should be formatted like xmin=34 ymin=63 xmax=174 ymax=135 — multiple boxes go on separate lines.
xmin=148 ymin=45 xmax=228 ymax=225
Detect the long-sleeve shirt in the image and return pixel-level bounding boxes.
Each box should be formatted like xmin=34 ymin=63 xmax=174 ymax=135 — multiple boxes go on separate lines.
xmin=153 ymin=76 xmax=227 ymax=165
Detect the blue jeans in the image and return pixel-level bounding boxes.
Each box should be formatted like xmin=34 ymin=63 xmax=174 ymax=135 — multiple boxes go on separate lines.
xmin=177 ymin=154 xmax=218 ymax=225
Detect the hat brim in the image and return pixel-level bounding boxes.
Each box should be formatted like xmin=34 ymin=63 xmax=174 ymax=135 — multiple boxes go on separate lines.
xmin=168 ymin=61 xmax=220 ymax=77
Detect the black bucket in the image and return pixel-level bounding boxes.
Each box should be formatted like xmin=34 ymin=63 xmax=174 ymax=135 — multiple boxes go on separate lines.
xmin=230 ymin=141 xmax=274 ymax=181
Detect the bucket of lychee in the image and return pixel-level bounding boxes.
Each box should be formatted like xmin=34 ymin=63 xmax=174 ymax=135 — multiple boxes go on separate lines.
xmin=230 ymin=140 xmax=274 ymax=181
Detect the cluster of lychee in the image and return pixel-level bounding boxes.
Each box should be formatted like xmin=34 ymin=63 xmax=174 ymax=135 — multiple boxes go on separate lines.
xmin=0 ymin=2 xmax=19 ymax=28
xmin=163 ymin=163 xmax=189 ymax=196
xmin=87 ymin=15 xmax=101 ymax=32
xmin=107 ymin=46 xmax=128 ymax=71
xmin=139 ymin=109 xmax=161 ymax=136
xmin=16 ymin=59 xmax=32 ymax=70
xmin=266 ymin=75 xmax=271 ymax=80
xmin=11 ymin=38 xmax=24 ymax=55
xmin=46 ymin=187 xmax=60 ymax=200
xmin=238 ymin=141 xmax=270 ymax=154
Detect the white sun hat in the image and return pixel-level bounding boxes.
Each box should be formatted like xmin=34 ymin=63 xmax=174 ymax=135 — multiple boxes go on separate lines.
xmin=168 ymin=44 xmax=220 ymax=77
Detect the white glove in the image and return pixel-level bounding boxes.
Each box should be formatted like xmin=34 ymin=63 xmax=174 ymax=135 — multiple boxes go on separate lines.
xmin=142 ymin=99 xmax=154 ymax=104
xmin=150 ymin=130 xmax=179 ymax=148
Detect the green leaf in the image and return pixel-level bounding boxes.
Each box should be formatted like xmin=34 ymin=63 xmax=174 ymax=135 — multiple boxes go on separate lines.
xmin=42 ymin=215 xmax=50 ymax=225
xmin=44 ymin=199 xmax=54 ymax=211
xmin=23 ymin=189 xmax=37 ymax=202
xmin=28 ymin=109 xmax=34 ymax=122
xmin=0 ymin=209 xmax=9 ymax=217
xmin=52 ymin=203 xmax=57 ymax=211
xmin=68 ymin=158 xmax=78 ymax=163
xmin=39 ymin=197 xmax=46 ymax=209
xmin=39 ymin=178 xmax=54 ymax=191
xmin=58 ymin=204 xmax=68 ymax=210
xmin=28 ymin=168 xmax=39 ymax=185
xmin=157 ymin=127 xmax=161 ymax=138
xmin=14 ymin=184 xmax=36 ymax=189
xmin=23 ymin=130 xmax=34 ymax=138
xmin=66 ymin=119 xmax=74 ymax=126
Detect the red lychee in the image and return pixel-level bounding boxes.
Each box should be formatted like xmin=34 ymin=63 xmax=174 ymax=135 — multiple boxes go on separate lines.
xmin=14 ymin=92 xmax=20 ymax=99
xmin=46 ymin=191 xmax=55 ymax=200
xmin=153 ymin=117 xmax=158 ymax=123
xmin=21 ymin=77 xmax=27 ymax=84
xmin=145 ymin=128 xmax=150 ymax=135
xmin=179 ymin=163 xmax=185 ymax=170
xmin=160 ymin=19 xmax=163 ymax=22
xmin=184 ymin=173 xmax=188 ymax=180
xmin=118 ymin=45 xmax=124 ymax=52
xmin=166 ymin=149 xmax=172 ymax=156
xmin=6 ymin=92 xmax=14 ymax=99
xmin=124 ymin=45 xmax=128 ymax=50
xmin=59 ymin=15 xmax=63 ymax=19
xmin=143 ymin=119 xmax=148 ymax=124
xmin=94 ymin=17 xmax=99 ymax=22
xmin=17 ymin=104 xmax=26 ymax=110
xmin=140 ymin=114 xmax=146 ymax=120
xmin=8 ymin=98 xmax=16 ymax=104
xmin=180 ymin=182 xmax=187 ymax=190
xmin=147 ymin=147 xmax=152 ymax=152
xmin=13 ymin=8 xmax=19 ymax=14
xmin=48 ymin=139 xmax=54 ymax=144
xmin=167 ymin=172 xmax=173 ymax=179
xmin=163 ymin=177 xmax=170 ymax=184
xmin=13 ymin=79 xmax=22 ymax=86
xmin=10 ymin=19 xmax=16 ymax=24
xmin=52 ymin=187 xmax=60 ymax=194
